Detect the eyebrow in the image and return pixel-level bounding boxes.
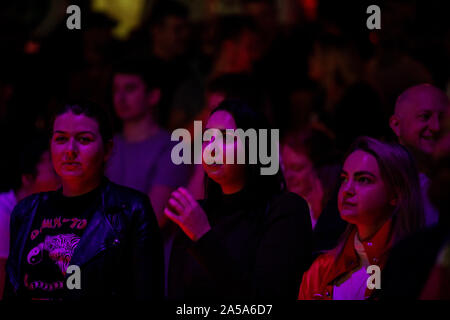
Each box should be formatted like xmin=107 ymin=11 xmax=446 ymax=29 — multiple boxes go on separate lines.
xmin=340 ymin=170 xmax=376 ymax=178
xmin=53 ymin=130 xmax=96 ymax=135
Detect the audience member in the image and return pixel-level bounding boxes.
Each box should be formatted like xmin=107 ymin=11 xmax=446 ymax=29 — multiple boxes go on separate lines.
xmin=389 ymin=83 xmax=450 ymax=226
xmin=106 ymin=61 xmax=192 ymax=228
xmin=299 ymin=137 xmax=425 ymax=300
xmin=3 ymin=102 xmax=163 ymax=300
xmin=0 ymin=134 xmax=60 ymax=298
xmin=282 ymin=125 xmax=347 ymax=255
xmin=167 ymin=100 xmax=312 ymax=300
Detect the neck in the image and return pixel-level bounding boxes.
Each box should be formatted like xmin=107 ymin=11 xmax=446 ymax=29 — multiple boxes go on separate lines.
xmin=15 ymin=187 xmax=31 ymax=202
xmin=356 ymin=217 xmax=388 ymax=242
xmin=221 ymin=182 xmax=245 ymax=195
xmin=123 ymin=113 xmax=159 ymax=143
xmin=62 ymin=175 xmax=102 ymax=197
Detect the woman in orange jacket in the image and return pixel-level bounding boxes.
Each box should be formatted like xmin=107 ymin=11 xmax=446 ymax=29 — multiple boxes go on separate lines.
xmin=298 ymin=137 xmax=425 ymax=300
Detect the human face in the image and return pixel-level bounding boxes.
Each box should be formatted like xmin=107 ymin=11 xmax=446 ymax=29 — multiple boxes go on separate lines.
xmin=51 ymin=111 xmax=108 ymax=183
xmin=113 ymin=74 xmax=149 ymax=122
xmin=202 ymin=110 xmax=246 ymax=193
xmin=30 ymin=151 xmax=61 ymax=193
xmin=338 ymin=150 xmax=393 ymax=226
xmin=396 ymin=98 xmax=448 ymax=155
xmin=155 ymin=16 xmax=189 ymax=58
xmin=281 ymin=145 xmax=317 ymax=199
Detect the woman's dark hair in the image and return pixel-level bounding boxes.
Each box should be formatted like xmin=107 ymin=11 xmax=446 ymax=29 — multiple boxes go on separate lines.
xmin=51 ymin=101 xmax=113 ymax=144
xmin=204 ymin=99 xmax=285 ymax=209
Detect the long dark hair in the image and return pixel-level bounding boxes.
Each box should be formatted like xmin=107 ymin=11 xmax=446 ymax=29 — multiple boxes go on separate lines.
xmin=204 ymin=99 xmax=285 ymax=210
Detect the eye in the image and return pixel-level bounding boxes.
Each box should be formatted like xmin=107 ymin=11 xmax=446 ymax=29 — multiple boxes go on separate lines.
xmin=78 ymin=136 xmax=94 ymax=144
xmin=418 ymin=112 xmax=431 ymax=121
xmin=339 ymin=174 xmax=348 ymax=183
xmin=54 ymin=136 xmax=67 ymax=143
xmin=357 ymin=176 xmax=372 ymax=184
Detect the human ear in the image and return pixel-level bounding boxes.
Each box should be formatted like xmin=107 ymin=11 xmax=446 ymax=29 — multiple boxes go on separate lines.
xmin=389 ymin=115 xmax=401 ymax=138
xmin=147 ymin=88 xmax=161 ymax=107
xmin=21 ymin=174 xmax=34 ymax=189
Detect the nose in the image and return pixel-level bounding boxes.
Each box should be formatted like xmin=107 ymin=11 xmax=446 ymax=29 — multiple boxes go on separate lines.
xmin=341 ymin=179 xmax=355 ymax=197
xmin=115 ymin=90 xmax=126 ymax=104
xmin=65 ymin=138 xmax=78 ymax=160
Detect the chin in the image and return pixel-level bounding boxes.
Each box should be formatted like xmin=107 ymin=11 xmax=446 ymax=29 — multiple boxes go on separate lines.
xmin=59 ymin=171 xmax=84 ymax=179
xmin=339 ymin=210 xmax=359 ymax=224
xmin=420 ymin=146 xmax=435 ymax=155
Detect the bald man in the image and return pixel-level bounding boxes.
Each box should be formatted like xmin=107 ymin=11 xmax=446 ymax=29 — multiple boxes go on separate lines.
xmin=390 ymin=83 xmax=450 ymax=226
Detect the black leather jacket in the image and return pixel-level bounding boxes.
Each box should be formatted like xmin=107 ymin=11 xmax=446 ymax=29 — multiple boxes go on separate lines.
xmin=3 ymin=178 xmax=164 ymax=300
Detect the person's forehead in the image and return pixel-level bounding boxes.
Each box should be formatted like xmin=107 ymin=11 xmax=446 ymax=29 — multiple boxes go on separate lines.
xmin=54 ymin=112 xmax=99 ymax=133
xmin=398 ymin=88 xmax=449 ymax=115
xmin=413 ymin=94 xmax=449 ymax=112
xmin=114 ymin=73 xmax=143 ymax=84
xmin=206 ymin=110 xmax=236 ymax=129
xmin=343 ymin=150 xmax=379 ymax=174
xmin=282 ymin=145 xmax=308 ymax=159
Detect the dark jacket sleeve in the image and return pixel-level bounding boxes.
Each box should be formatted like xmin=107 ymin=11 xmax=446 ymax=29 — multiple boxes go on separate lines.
xmin=3 ymin=195 xmax=38 ymax=300
xmin=130 ymin=196 xmax=164 ymax=300
xmin=188 ymin=192 xmax=313 ymax=300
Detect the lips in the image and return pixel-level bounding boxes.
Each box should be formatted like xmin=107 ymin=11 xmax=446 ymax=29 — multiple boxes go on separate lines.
xmin=62 ymin=162 xmax=81 ymax=169
xmin=421 ymin=135 xmax=435 ymax=141
xmin=342 ymin=200 xmax=357 ymax=207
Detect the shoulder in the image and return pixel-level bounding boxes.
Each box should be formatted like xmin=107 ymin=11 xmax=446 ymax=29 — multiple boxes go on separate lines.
xmin=261 ymin=191 xmax=312 ymax=232
xmin=267 ymin=191 xmax=309 ymax=218
xmin=300 ymin=252 xmax=335 ymax=293
xmin=10 ymin=191 xmax=54 ymax=223
xmin=104 ymin=180 xmax=151 ymax=208
xmin=308 ymin=252 xmax=335 ymax=273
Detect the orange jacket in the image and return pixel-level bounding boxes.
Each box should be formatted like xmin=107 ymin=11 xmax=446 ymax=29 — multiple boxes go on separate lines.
xmin=298 ymin=219 xmax=393 ymax=300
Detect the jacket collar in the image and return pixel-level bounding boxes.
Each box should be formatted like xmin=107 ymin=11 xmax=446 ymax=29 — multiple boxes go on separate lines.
xmin=327 ymin=218 xmax=393 ymax=285
xmin=70 ymin=179 xmax=119 ymax=268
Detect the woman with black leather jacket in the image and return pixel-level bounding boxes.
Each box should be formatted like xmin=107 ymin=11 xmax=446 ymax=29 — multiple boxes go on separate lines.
xmin=3 ymin=102 xmax=164 ymax=300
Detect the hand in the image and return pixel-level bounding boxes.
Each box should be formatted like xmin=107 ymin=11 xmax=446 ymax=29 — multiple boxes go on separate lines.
xmin=164 ymin=187 xmax=211 ymax=241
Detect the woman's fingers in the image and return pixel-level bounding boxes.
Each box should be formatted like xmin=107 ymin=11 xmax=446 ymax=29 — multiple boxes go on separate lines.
xmin=168 ymin=198 xmax=184 ymax=215
xmin=171 ymin=189 xmax=190 ymax=208
xmin=164 ymin=207 xmax=180 ymax=223
xmin=177 ymin=187 xmax=196 ymax=205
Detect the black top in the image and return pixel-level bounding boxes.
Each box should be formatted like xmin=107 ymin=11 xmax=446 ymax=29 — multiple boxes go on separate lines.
xmin=168 ymin=189 xmax=313 ymax=301
xmin=21 ymin=186 xmax=101 ymax=300
xmin=376 ymin=224 xmax=450 ymax=300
